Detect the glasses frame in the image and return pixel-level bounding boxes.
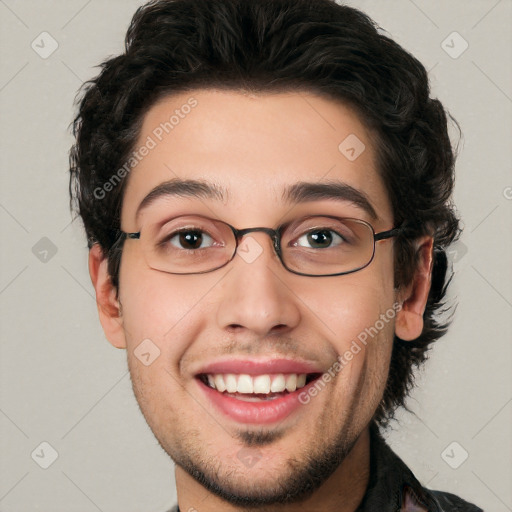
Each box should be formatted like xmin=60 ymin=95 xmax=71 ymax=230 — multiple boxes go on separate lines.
xmin=118 ymin=215 xmax=404 ymax=277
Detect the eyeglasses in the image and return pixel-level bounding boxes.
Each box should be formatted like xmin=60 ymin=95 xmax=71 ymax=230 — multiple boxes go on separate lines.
xmin=118 ymin=214 xmax=403 ymax=277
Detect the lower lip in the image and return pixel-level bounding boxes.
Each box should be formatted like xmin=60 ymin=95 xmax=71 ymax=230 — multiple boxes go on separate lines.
xmin=196 ymin=378 xmax=316 ymax=425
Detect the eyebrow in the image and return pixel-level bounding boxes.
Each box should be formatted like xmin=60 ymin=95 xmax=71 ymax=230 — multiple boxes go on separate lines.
xmin=135 ymin=178 xmax=226 ymax=219
xmin=135 ymin=177 xmax=378 ymax=220
xmin=282 ymin=181 xmax=378 ymax=220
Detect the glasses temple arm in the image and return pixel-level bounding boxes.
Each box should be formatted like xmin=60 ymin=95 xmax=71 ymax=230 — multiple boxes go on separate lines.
xmin=374 ymin=226 xmax=403 ymax=241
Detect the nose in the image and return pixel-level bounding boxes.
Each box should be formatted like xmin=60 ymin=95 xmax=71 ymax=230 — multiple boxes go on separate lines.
xmin=215 ymin=232 xmax=301 ymax=337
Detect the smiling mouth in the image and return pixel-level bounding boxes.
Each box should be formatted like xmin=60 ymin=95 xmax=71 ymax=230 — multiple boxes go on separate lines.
xmin=198 ymin=372 xmax=321 ymax=401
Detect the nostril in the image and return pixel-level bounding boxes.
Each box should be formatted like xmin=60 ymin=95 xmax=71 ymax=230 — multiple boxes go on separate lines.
xmin=226 ymin=323 xmax=288 ymax=335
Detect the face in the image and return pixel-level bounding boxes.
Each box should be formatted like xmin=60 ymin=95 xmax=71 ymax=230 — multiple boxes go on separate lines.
xmin=101 ymin=90 xmax=404 ymax=505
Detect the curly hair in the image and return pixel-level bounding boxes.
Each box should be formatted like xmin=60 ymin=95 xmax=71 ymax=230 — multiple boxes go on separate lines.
xmin=69 ymin=0 xmax=461 ymax=428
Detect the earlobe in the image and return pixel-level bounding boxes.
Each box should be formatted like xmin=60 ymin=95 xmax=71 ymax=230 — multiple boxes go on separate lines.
xmin=88 ymin=244 xmax=127 ymax=349
xmin=395 ymin=236 xmax=434 ymax=342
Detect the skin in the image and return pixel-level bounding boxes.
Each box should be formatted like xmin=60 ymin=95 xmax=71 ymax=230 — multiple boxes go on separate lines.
xmin=89 ymin=90 xmax=433 ymax=512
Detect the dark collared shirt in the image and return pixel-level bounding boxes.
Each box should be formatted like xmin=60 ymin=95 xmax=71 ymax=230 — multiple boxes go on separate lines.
xmin=355 ymin=423 xmax=483 ymax=511
xmin=169 ymin=422 xmax=483 ymax=511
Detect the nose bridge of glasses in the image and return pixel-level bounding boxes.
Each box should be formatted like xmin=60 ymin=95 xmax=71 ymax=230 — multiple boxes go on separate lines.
xmin=234 ymin=226 xmax=280 ymax=252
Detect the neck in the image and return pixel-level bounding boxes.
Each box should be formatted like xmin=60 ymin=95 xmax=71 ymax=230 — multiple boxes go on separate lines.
xmin=175 ymin=426 xmax=371 ymax=512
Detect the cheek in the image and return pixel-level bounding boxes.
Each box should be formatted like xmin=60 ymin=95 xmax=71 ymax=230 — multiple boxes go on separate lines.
xmin=329 ymin=316 xmax=394 ymax=433
xmin=118 ymin=262 xmax=217 ymax=427
xmin=118 ymin=253 xmax=218 ymax=367
xmin=297 ymin=262 xmax=396 ymax=409
xmin=296 ymin=265 xmax=395 ymax=351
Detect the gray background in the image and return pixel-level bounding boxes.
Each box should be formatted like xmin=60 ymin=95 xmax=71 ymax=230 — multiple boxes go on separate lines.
xmin=0 ymin=0 xmax=511 ymax=511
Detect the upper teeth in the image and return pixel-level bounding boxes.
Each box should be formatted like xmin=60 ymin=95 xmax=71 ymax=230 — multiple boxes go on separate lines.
xmin=205 ymin=373 xmax=308 ymax=394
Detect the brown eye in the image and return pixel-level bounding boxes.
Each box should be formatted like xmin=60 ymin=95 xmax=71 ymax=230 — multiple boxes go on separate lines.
xmin=169 ymin=230 xmax=214 ymax=250
xmin=295 ymin=229 xmax=344 ymax=249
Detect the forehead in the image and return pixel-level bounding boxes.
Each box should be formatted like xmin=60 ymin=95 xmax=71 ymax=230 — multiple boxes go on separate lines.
xmin=121 ymin=89 xmax=393 ymax=227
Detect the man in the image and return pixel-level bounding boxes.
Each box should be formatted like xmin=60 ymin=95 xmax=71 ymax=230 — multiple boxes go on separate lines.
xmin=69 ymin=0 xmax=483 ymax=510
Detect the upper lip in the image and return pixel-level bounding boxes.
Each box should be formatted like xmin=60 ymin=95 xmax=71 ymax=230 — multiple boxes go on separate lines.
xmin=195 ymin=358 xmax=324 ymax=376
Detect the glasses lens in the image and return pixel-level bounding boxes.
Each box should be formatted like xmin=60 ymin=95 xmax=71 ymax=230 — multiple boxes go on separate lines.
xmin=281 ymin=217 xmax=375 ymax=275
xmin=140 ymin=215 xmax=234 ymax=274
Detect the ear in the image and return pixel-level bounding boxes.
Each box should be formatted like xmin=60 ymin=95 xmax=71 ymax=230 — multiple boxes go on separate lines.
xmin=88 ymin=244 xmax=126 ymax=349
xmin=395 ymin=236 xmax=434 ymax=341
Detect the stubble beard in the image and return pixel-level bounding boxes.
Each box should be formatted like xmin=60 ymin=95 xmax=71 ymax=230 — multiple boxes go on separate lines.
xmin=163 ymin=411 xmax=363 ymax=509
